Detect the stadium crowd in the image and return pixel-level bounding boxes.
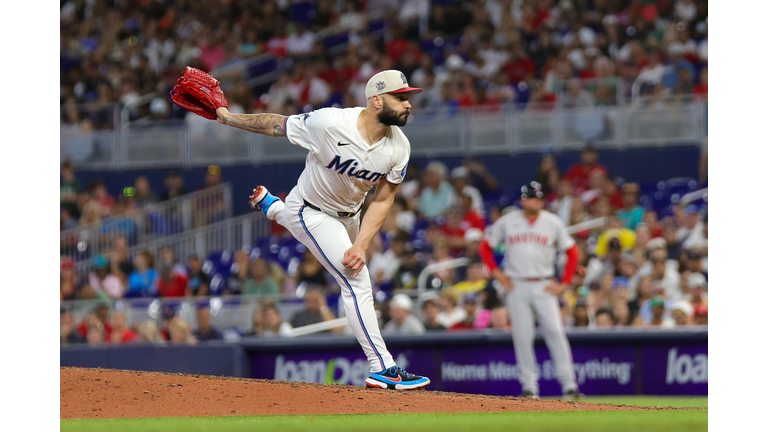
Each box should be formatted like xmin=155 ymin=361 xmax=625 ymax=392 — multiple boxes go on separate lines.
xmin=60 ymin=0 xmax=708 ymax=344
xmin=61 ymin=0 xmax=708 ymax=130
xmin=61 ymin=143 xmax=708 ymax=345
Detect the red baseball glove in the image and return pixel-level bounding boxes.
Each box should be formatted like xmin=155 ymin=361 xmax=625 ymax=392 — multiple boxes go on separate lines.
xmin=170 ymin=67 xmax=229 ymax=120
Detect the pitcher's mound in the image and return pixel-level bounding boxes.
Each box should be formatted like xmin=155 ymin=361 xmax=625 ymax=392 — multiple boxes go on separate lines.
xmin=60 ymin=367 xmax=662 ymax=419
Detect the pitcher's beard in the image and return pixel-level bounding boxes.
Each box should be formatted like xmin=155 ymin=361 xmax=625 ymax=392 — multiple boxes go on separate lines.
xmin=378 ymin=100 xmax=410 ymax=126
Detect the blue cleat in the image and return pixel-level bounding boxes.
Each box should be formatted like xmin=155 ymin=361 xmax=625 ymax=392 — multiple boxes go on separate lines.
xmin=249 ymin=186 xmax=280 ymax=217
xmin=365 ymin=366 xmax=430 ymax=390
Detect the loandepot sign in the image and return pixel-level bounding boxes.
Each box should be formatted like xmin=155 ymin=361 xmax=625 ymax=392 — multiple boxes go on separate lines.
xmin=442 ymin=358 xmax=634 ymax=386
xmin=274 ymin=353 xmax=411 ymax=386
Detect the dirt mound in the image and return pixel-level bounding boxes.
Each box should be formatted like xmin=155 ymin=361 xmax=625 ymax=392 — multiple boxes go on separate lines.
xmin=60 ymin=367 xmax=665 ymax=419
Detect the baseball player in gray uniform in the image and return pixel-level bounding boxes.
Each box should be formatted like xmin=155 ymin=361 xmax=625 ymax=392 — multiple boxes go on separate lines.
xmin=478 ymin=181 xmax=582 ymax=399
xmin=214 ymin=70 xmax=430 ymax=390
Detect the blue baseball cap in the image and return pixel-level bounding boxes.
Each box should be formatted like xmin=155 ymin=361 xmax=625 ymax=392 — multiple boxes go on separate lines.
xmin=612 ymin=277 xmax=629 ymax=289
xmin=684 ymin=204 xmax=699 ymax=215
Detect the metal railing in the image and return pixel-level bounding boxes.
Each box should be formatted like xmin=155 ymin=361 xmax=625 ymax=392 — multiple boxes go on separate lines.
xmin=123 ymin=211 xmax=271 ymax=275
xmin=61 ymin=294 xmax=307 ymax=338
xmin=62 ymin=99 xmax=707 ymax=171
xmin=62 ymin=183 xmax=233 ymax=269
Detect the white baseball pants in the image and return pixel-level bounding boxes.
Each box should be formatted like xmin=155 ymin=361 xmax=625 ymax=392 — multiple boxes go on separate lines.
xmin=266 ymin=187 xmax=395 ymax=372
xmin=506 ymin=278 xmax=578 ymax=394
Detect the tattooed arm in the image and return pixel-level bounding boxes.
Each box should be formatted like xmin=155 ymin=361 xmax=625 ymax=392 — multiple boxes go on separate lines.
xmin=215 ymin=107 xmax=286 ymax=137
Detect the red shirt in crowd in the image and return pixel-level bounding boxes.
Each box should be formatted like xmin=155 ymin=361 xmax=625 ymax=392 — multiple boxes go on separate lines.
xmin=463 ymin=210 xmax=486 ymax=231
xmin=607 ymin=189 xmax=624 ymax=210
xmin=106 ymin=328 xmax=137 ymax=344
xmin=564 ymin=163 xmax=608 ymax=194
xmin=157 ymin=274 xmax=188 ymax=298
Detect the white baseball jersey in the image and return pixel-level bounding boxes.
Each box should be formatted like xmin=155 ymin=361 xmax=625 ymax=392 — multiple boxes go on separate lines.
xmin=284 ymin=107 xmax=411 ymax=214
xmin=485 ymin=209 xmax=575 ymax=279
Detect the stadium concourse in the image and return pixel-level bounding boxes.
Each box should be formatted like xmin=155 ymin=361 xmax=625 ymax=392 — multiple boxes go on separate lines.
xmin=60 ymin=0 xmax=708 ymax=346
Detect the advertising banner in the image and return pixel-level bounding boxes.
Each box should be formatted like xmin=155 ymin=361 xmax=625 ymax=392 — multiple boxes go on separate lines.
xmin=440 ymin=346 xmax=636 ymax=396
xmin=248 ymin=341 xmax=707 ymax=396
xmin=641 ymin=344 xmax=708 ymax=396
xmin=251 ymin=348 xmax=435 ymax=387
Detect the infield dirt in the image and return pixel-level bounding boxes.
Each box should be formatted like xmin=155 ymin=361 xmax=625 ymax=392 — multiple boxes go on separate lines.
xmin=61 ymin=367 xmax=670 ymax=419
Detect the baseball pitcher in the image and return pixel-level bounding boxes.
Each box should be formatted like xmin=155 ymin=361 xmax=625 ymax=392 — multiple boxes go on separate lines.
xmin=171 ymin=67 xmax=430 ymax=390
xmin=478 ymin=181 xmax=583 ymax=399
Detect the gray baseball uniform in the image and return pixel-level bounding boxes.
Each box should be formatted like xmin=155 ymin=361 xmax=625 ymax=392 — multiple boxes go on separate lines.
xmin=484 ymin=209 xmax=579 ymax=395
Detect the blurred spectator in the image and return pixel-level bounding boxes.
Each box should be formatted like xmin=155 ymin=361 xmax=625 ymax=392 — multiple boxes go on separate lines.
xmin=168 ymin=317 xmax=197 ymax=345
xmin=648 ymin=248 xmax=682 ymax=302
xmin=262 ymin=305 xmax=293 ymax=337
xmin=226 ymin=250 xmax=251 ymax=295
xmin=156 ymin=261 xmax=188 ymax=298
xmin=473 ymin=285 xmax=504 ymax=329
xmin=436 ymin=290 xmax=466 ymax=329
xmin=160 ymin=171 xmax=188 ymax=201
xmin=87 ymin=326 xmax=104 ymax=346
xmin=290 ymin=288 xmax=340 ymax=333
xmin=79 ymin=200 xmax=102 ymax=226
xmin=60 ymin=161 xmax=81 ymax=217
xmin=572 ymin=300 xmax=590 ymax=327
xmin=243 ymin=257 xmax=280 ymax=300
xmin=382 ymin=294 xmax=425 ymax=335
xmin=76 ymin=304 xmax=112 ymax=340
xmin=685 ymin=272 xmax=708 ymax=310
xmin=137 ymin=320 xmax=165 ymax=344
xmin=368 ymin=235 xmax=405 ymax=289
xmin=133 ymin=176 xmax=158 ymax=208
xmin=109 ymin=236 xmax=134 ymax=283
xmin=647 ymin=296 xmax=675 ymax=328
xmin=612 ymin=301 xmax=630 ymax=327
xmin=602 ymin=175 xmax=624 ymax=211
xmin=60 ymin=308 xmax=85 ymax=344
xmin=453 ymin=260 xmax=488 ymax=294
xmin=60 ymin=257 xmax=78 ymax=301
xmin=297 ymin=250 xmax=328 ymax=288
xmin=449 ymin=295 xmax=479 ymax=330
xmin=595 ymin=307 xmax=615 ymax=328
xmin=563 ymin=145 xmax=608 ymax=194
xmin=458 ymin=192 xmax=486 ymax=230
xmin=194 ymin=307 xmax=223 ymax=341
xmin=126 ymin=250 xmax=158 ymax=298
xmin=450 ymin=166 xmax=485 ymax=215
xmin=421 ymin=297 xmax=446 ymax=331
xmin=417 ymin=161 xmax=456 ymax=218
xmin=462 ymin=158 xmax=499 ymax=195
xmin=61 ymin=207 xmax=79 ymax=231
xmin=534 ymin=154 xmax=558 ymax=197
xmin=87 ymin=254 xmax=125 ymax=300
xmin=670 ymin=301 xmax=694 ymax=327
xmin=693 ymin=305 xmax=708 ymax=325
xmin=392 ymin=243 xmax=425 ymax=290
xmin=550 ymin=179 xmax=575 ymax=223
xmin=427 ymin=238 xmax=455 ymax=287
xmin=440 ymin=206 xmax=469 ymax=255
xmin=561 ymin=78 xmax=595 ymax=108
xmin=158 ymin=246 xmax=188 ymax=277
xmin=594 ymin=217 xmax=636 ymax=259
xmin=99 ymin=197 xmax=135 ymax=241
xmin=628 ymin=276 xmax=653 ymax=325
xmin=88 ymin=180 xmax=115 ymax=217
xmin=106 ymin=311 xmax=138 ymax=344
xmin=677 ymin=205 xmax=704 ymax=245
xmin=488 ymin=307 xmax=511 ymax=330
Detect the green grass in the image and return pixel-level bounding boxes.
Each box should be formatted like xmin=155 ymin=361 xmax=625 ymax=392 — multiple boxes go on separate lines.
xmin=61 ymin=409 xmax=707 ymax=432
